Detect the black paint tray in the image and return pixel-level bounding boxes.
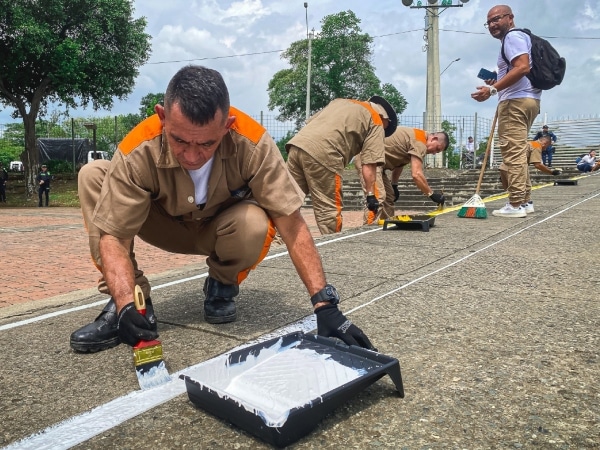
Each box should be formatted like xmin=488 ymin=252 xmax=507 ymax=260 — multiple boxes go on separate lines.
xmin=383 ymin=214 xmax=436 ymax=231
xmin=180 ymin=332 xmax=404 ymax=447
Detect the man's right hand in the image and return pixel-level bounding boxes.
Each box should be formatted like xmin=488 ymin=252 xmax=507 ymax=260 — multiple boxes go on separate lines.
xmin=551 ymin=169 xmax=562 ymax=176
xmin=392 ymin=184 xmax=400 ymax=202
xmin=429 ymin=192 xmax=445 ymax=205
xmin=366 ymin=194 xmax=379 ymax=212
xmin=117 ymin=302 xmax=159 ymax=346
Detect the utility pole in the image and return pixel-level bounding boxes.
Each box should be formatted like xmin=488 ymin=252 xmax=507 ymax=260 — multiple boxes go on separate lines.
xmin=304 ymin=2 xmax=312 ymax=121
xmin=402 ymin=0 xmax=470 ymax=166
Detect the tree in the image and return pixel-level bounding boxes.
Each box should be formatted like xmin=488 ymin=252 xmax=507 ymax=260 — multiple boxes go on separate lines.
xmin=441 ymin=120 xmax=458 ymax=168
xmin=0 ymin=0 xmax=151 ymax=195
xmin=139 ymin=93 xmax=164 ymax=119
xmin=268 ymin=10 xmax=407 ymax=128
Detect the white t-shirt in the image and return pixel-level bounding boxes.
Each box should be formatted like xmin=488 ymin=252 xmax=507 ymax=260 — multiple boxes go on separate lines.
xmin=497 ymin=29 xmax=542 ymax=102
xmin=188 ymin=157 xmax=215 ymax=206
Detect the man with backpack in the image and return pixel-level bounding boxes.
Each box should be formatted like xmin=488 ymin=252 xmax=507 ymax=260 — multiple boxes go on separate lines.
xmin=471 ymin=5 xmax=542 ymax=218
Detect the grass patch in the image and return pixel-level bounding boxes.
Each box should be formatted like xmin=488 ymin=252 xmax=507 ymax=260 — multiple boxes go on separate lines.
xmin=3 ymin=174 xmax=80 ymax=208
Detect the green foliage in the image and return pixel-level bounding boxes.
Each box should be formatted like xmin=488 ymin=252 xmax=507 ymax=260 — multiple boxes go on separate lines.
xmin=0 ymin=0 xmax=151 ymax=192
xmin=139 ymin=93 xmax=164 ymax=119
xmin=45 ymin=160 xmax=73 ymax=173
xmin=441 ymin=120 xmax=459 ymax=168
xmin=275 ymin=130 xmax=295 ymax=161
xmin=268 ymin=10 xmax=407 ymax=127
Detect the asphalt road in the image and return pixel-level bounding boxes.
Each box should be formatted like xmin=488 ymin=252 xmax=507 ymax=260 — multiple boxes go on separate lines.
xmin=1 ymin=171 xmax=599 ymax=449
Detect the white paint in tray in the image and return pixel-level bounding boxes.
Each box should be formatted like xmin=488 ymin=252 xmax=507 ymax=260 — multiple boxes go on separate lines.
xmin=185 ymin=338 xmax=366 ymax=427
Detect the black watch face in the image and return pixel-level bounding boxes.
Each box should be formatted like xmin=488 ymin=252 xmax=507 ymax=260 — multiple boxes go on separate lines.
xmin=325 ymin=285 xmax=339 ymax=303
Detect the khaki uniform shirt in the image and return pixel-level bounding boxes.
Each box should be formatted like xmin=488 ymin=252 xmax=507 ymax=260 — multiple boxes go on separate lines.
xmin=93 ymin=107 xmax=304 ymax=240
xmin=285 ymin=99 xmax=386 ymax=175
xmin=382 ymin=127 xmax=428 ymax=171
xmin=501 ymin=140 xmax=543 ymax=172
xmin=528 ymin=140 xmax=543 ymax=164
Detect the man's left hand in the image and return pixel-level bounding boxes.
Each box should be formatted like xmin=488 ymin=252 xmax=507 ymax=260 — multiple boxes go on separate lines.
xmin=392 ymin=184 xmax=400 ymax=202
xmin=315 ymin=304 xmax=377 ymax=351
xmin=429 ymin=192 xmax=445 ymax=205
xmin=366 ymin=194 xmax=379 ymax=212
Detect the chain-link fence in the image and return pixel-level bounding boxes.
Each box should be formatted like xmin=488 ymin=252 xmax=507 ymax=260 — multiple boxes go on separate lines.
xmin=19 ymin=112 xmax=600 ymax=172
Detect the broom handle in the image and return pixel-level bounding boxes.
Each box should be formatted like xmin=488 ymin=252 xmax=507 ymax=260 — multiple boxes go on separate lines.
xmin=475 ymin=108 xmax=499 ymax=194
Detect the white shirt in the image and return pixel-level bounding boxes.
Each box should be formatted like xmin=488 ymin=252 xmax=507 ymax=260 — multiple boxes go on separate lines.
xmin=188 ymin=157 xmax=215 ymax=206
xmin=497 ymin=29 xmax=542 ymax=102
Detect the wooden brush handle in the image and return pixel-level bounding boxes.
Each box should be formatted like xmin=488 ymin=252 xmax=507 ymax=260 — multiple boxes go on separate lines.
xmin=133 ymin=285 xmax=146 ymax=314
xmin=475 ymin=108 xmax=499 ymax=195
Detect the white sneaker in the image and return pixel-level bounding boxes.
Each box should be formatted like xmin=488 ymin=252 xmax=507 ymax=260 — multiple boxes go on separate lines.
xmin=521 ymin=201 xmax=534 ymax=214
xmin=492 ymin=203 xmax=527 ymax=218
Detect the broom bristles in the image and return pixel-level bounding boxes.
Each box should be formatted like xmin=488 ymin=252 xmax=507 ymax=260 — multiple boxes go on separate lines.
xmin=457 ymin=194 xmax=488 ymax=219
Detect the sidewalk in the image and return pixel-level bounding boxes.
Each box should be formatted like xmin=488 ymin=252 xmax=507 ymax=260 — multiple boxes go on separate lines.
xmin=0 ymin=207 xmax=365 ymax=307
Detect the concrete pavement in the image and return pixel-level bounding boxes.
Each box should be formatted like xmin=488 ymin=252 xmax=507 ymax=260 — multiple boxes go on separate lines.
xmin=1 ymin=171 xmax=599 ymax=449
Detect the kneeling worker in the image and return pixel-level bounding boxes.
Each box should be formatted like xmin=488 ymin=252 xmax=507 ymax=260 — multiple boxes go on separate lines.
xmin=70 ymin=65 xmax=375 ymax=353
xmin=355 ymin=127 xmax=448 ymax=223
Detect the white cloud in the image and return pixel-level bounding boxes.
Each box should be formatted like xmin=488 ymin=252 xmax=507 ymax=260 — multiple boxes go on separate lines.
xmin=2 ymin=0 xmax=600 ymax=124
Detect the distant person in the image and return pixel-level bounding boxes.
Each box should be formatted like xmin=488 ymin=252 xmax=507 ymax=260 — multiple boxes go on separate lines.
xmin=577 ymin=150 xmax=598 ymax=173
xmin=36 ymin=164 xmax=53 ymax=207
xmin=472 ymin=4 xmax=541 ymax=218
xmin=533 ymin=125 xmax=557 ymax=167
xmin=0 ymin=162 xmax=8 ymax=203
xmin=354 ymin=127 xmax=448 ymax=224
xmin=466 ymin=136 xmax=475 ymax=154
xmin=499 ymin=135 xmax=562 ymax=214
xmin=286 ymin=96 xmax=397 ymax=234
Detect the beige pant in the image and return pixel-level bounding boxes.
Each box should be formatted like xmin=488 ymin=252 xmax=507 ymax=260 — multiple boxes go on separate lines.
xmin=497 ymin=97 xmax=540 ymax=205
xmin=79 ymin=160 xmax=275 ymax=298
xmin=354 ymin=155 xmax=394 ymax=224
xmin=286 ymin=145 xmax=343 ymax=235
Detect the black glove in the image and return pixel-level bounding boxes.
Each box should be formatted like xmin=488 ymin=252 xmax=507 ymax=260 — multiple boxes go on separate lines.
xmin=392 ymin=184 xmax=400 ymax=202
xmin=315 ymin=304 xmax=377 ymax=351
xmin=366 ymin=194 xmax=379 ymax=212
xmin=429 ymin=192 xmax=445 ymax=205
xmin=551 ymin=169 xmax=561 ymax=176
xmin=117 ymin=302 xmax=159 ymax=346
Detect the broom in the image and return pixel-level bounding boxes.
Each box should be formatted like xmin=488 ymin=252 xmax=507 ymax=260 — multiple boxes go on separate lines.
xmin=457 ymin=109 xmax=498 ymax=219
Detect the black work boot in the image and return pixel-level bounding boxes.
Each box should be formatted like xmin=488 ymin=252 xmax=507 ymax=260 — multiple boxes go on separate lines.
xmin=203 ymin=277 xmax=238 ymax=324
xmin=70 ymin=297 xmax=157 ymax=352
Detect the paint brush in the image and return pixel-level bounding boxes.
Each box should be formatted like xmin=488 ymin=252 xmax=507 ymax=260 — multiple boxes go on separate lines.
xmin=132 ymin=285 xmax=171 ymax=390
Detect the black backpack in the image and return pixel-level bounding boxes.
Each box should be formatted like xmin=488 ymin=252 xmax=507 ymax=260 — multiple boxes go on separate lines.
xmin=501 ymin=28 xmax=566 ymax=90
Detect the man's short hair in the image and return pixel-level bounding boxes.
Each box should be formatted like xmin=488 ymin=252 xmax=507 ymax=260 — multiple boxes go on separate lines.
xmin=542 ymin=125 xmax=549 ymax=129
xmin=164 ymin=65 xmax=230 ymax=125
xmin=438 ymin=131 xmax=450 ymax=151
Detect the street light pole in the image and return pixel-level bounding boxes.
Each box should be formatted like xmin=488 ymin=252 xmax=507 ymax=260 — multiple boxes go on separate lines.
xmin=304 ymin=2 xmax=312 ymax=121
xmin=440 ymin=57 xmax=460 ymax=76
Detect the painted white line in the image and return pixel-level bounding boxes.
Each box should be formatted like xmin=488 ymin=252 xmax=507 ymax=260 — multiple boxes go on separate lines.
xmin=3 ymin=193 xmax=598 ymax=449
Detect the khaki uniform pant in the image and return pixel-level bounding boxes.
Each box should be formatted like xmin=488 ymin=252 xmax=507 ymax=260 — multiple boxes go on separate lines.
xmin=79 ymin=160 xmax=275 ymax=299
xmin=497 ymin=97 xmax=540 ymax=205
xmin=286 ymin=146 xmax=343 ymax=235
xmin=354 ymin=155 xmax=394 ymax=224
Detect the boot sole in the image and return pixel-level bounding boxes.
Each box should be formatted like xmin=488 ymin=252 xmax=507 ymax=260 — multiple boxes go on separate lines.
xmin=70 ymin=336 xmax=120 ymax=353
xmin=204 ymin=312 xmax=237 ymax=324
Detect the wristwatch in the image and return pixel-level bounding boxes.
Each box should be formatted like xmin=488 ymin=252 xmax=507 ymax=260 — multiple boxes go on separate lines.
xmin=489 ymin=86 xmax=498 ymax=96
xmin=310 ymin=284 xmax=340 ymax=306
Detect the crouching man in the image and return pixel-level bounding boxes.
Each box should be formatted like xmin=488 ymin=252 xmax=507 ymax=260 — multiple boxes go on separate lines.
xmin=70 ymin=65 xmax=375 ymax=353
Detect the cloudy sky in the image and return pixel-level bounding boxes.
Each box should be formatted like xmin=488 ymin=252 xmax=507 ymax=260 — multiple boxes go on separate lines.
xmin=2 ymin=0 xmax=599 ymax=125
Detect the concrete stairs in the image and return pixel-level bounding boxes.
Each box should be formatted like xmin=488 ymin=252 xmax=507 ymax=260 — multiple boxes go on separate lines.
xmin=302 ymin=167 xmax=581 ymax=212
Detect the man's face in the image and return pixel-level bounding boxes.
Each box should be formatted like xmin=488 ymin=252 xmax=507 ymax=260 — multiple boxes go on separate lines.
xmin=486 ymin=7 xmax=512 ymax=40
xmin=156 ymin=103 xmax=234 ymax=170
xmin=426 ymin=136 xmax=445 ymax=155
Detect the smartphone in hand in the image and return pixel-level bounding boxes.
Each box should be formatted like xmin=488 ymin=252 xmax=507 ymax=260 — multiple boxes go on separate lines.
xmin=477 ymin=68 xmax=497 ymax=81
